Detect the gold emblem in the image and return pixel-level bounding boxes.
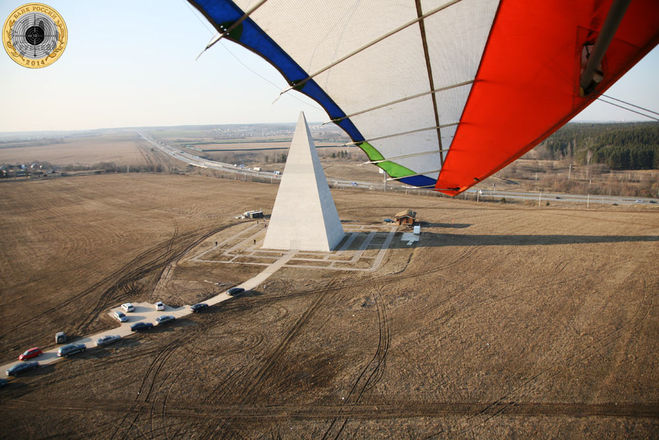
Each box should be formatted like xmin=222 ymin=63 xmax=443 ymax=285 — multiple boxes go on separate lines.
xmin=3 ymin=3 xmax=67 ymax=68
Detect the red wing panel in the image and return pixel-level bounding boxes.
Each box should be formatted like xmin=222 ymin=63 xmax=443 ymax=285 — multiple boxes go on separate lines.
xmin=436 ymin=0 xmax=659 ymax=196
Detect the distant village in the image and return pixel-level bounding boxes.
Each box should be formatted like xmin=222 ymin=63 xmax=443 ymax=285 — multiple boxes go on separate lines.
xmin=0 ymin=162 xmax=57 ymax=179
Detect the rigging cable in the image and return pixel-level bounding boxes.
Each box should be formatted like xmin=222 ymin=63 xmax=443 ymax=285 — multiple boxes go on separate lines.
xmin=596 ymin=96 xmax=659 ymax=121
xmin=600 ymin=94 xmax=659 ymax=117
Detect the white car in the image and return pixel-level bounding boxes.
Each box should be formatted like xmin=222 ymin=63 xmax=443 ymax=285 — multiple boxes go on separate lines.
xmin=121 ymin=303 xmax=134 ymax=313
xmin=155 ymin=301 xmax=165 ymax=311
xmin=97 ymin=335 xmax=121 ymax=346
xmin=155 ymin=315 xmax=176 ymax=326
xmin=113 ymin=311 xmax=128 ymax=322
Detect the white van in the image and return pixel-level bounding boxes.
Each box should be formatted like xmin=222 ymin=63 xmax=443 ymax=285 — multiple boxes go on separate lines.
xmin=121 ymin=303 xmax=135 ymax=313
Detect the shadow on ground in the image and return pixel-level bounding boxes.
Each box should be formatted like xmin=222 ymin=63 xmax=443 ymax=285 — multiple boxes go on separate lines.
xmin=419 ymin=222 xmax=471 ymax=228
xmin=388 ymin=233 xmax=659 ymax=248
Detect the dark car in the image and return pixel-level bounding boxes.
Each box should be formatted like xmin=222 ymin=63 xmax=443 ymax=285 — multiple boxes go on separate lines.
xmin=58 ymin=343 xmax=86 ymax=357
xmin=130 ymin=322 xmax=153 ymax=332
xmin=155 ymin=315 xmax=176 ymax=325
xmin=6 ymin=361 xmax=39 ymax=376
xmin=97 ymin=335 xmax=121 ymax=347
xmin=190 ymin=303 xmax=208 ymax=313
xmin=227 ymin=287 xmax=245 ymax=296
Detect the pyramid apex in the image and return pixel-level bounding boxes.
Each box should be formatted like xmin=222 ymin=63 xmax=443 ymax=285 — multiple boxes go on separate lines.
xmin=263 ymin=113 xmax=344 ymax=251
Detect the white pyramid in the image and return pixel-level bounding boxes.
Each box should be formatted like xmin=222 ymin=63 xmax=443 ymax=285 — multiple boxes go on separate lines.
xmin=263 ymin=112 xmax=344 ymax=251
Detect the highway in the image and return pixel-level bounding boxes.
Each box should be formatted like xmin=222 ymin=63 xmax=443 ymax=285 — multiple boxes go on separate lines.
xmin=136 ymin=132 xmax=659 ymax=207
xmin=463 ymin=188 xmax=659 ymax=206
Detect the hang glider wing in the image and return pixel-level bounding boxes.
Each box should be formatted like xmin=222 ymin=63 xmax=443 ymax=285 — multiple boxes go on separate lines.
xmin=189 ymin=0 xmax=659 ymax=195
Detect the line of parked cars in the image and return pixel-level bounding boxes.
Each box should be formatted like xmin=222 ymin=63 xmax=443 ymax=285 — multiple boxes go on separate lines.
xmin=5 ymin=294 xmax=246 ymax=379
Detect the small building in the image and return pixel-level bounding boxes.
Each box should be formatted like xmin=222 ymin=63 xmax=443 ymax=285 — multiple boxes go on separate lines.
xmin=394 ymin=209 xmax=416 ymax=226
xmin=244 ymin=210 xmax=264 ymax=219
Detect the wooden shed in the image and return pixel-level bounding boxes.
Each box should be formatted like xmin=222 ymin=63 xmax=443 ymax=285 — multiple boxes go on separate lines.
xmin=394 ymin=209 xmax=416 ymax=225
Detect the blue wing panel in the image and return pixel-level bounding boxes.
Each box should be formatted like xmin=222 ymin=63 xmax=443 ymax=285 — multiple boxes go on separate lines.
xmin=190 ymin=0 xmax=364 ymax=142
xmin=399 ymin=175 xmax=437 ymax=187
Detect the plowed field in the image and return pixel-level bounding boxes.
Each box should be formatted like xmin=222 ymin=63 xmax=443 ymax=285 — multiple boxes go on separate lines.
xmin=0 ymin=174 xmax=657 ymax=439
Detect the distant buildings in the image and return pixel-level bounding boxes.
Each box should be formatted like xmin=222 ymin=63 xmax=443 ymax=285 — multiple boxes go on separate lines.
xmin=0 ymin=162 xmax=54 ymax=178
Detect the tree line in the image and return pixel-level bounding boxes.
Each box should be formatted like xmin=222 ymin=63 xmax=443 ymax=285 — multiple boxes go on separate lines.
xmin=541 ymin=122 xmax=658 ymax=169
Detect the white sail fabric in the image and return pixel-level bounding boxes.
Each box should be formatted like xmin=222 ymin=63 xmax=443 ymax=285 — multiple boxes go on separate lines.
xmin=235 ymin=0 xmax=499 ymax=182
xmin=190 ymin=0 xmax=658 ymax=192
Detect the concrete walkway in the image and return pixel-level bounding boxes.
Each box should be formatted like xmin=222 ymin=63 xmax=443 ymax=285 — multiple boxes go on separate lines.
xmin=2 ymin=249 xmax=296 ymax=377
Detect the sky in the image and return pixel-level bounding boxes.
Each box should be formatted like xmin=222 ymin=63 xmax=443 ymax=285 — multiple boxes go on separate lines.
xmin=0 ymin=0 xmax=657 ymax=133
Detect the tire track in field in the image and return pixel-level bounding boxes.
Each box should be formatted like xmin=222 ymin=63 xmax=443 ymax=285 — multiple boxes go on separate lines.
xmin=73 ymin=225 xmax=182 ymax=335
xmin=421 ymin=274 xmax=657 ymax=439
xmin=109 ymin=312 xmax=221 ymax=440
xmin=322 ymin=286 xmax=390 ymax=440
xmin=7 ymin=399 xmax=656 ymax=421
xmin=110 ymin=336 xmax=183 ymax=440
xmin=202 ymin=280 xmax=341 ymax=440
xmin=0 ymin=221 xmax=239 ymax=365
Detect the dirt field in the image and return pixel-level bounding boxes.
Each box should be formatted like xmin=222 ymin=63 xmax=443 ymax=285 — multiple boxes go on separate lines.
xmin=0 ymin=132 xmax=149 ymax=167
xmin=0 ymin=174 xmax=657 ymax=439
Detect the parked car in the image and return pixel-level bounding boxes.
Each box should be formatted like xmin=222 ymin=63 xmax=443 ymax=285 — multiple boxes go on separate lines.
xmin=155 ymin=315 xmax=176 ymax=325
xmin=55 ymin=332 xmax=67 ymax=344
xmin=7 ymin=361 xmax=39 ymax=376
xmin=113 ymin=311 xmax=128 ymax=322
xmin=130 ymin=322 xmax=153 ymax=332
xmin=155 ymin=301 xmax=165 ymax=311
xmin=58 ymin=343 xmax=86 ymax=357
xmin=190 ymin=303 xmax=208 ymax=313
xmin=96 ymin=335 xmax=121 ymax=347
xmin=18 ymin=347 xmax=42 ymax=361
xmin=227 ymin=287 xmax=245 ymax=296
xmin=121 ymin=303 xmax=135 ymax=313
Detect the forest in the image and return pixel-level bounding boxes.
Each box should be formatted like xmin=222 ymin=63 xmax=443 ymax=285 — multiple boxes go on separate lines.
xmin=539 ymin=122 xmax=658 ymax=169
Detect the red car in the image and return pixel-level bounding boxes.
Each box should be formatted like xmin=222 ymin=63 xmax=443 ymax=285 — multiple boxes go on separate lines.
xmin=18 ymin=347 xmax=42 ymax=361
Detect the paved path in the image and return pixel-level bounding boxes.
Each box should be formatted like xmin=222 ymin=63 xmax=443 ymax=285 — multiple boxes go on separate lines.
xmin=190 ymin=224 xmax=397 ymax=272
xmin=1 ymin=249 xmax=296 ymax=377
